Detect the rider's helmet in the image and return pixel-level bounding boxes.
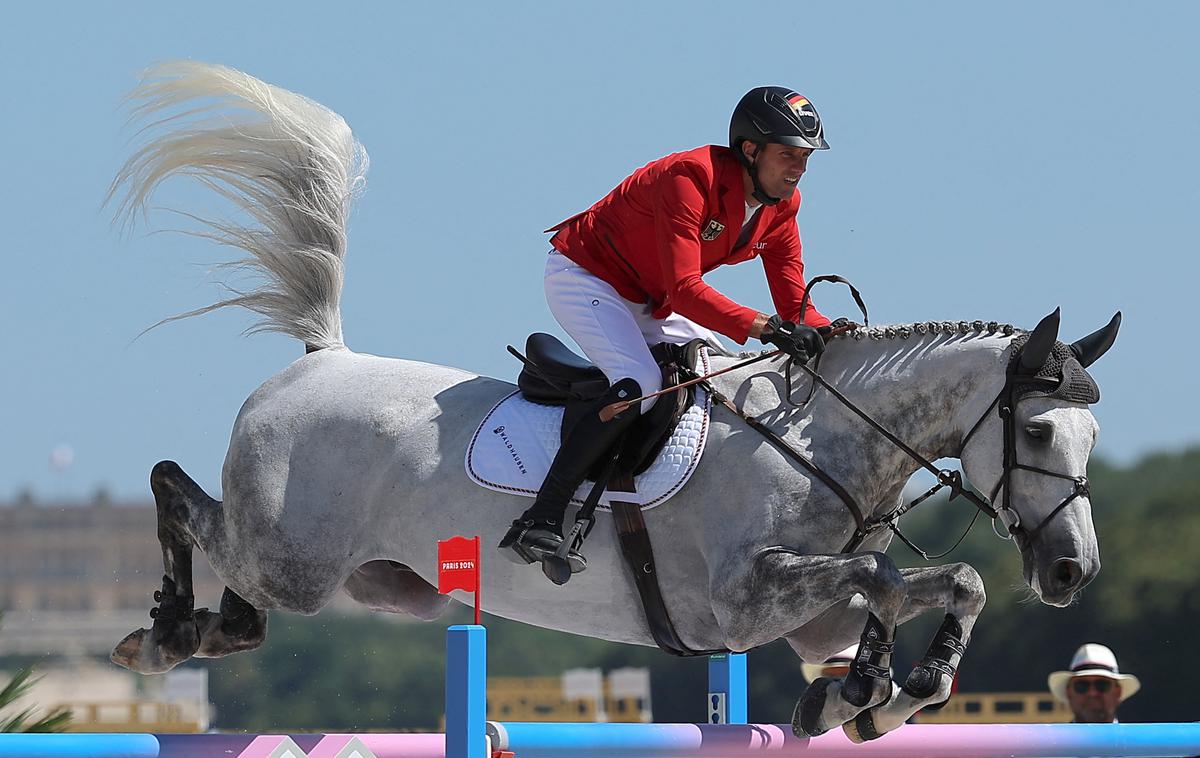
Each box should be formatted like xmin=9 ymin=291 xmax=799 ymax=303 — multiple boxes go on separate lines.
xmin=729 ymin=86 xmax=829 ymax=205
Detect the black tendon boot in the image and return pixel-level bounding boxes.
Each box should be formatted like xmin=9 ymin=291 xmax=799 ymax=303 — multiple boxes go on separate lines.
xmin=498 ymin=378 xmax=642 ymax=580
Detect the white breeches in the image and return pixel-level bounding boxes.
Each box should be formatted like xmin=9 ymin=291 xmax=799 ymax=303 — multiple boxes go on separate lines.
xmin=543 ymin=251 xmax=723 ymax=412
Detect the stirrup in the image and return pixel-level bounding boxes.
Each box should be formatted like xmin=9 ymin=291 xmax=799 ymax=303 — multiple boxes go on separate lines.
xmin=497 ymin=519 xmax=587 ymax=574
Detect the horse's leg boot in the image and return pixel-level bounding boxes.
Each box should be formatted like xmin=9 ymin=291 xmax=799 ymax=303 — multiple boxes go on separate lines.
xmin=498 ymin=378 xmax=641 ymax=578
xmin=113 ymin=461 xmax=212 ymax=674
xmin=111 ymin=574 xmax=200 ymax=674
xmin=195 ymin=587 xmax=268 ymax=658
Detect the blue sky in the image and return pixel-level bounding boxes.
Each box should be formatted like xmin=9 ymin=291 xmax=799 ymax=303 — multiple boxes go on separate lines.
xmin=2 ymin=2 xmax=1196 ymax=501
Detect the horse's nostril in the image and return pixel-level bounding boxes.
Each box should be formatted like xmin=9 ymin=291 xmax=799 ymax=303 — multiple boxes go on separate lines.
xmin=1051 ymin=558 xmax=1083 ymax=591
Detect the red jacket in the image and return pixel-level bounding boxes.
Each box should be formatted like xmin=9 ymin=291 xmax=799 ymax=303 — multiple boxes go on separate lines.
xmin=548 ymin=145 xmax=829 ymax=344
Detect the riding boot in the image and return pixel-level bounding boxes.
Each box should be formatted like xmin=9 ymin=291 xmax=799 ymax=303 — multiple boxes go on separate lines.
xmin=498 ymin=378 xmax=642 ymax=575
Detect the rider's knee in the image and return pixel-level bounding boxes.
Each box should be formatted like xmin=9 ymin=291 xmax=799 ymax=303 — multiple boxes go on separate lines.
xmin=623 ymin=367 xmax=661 ymax=414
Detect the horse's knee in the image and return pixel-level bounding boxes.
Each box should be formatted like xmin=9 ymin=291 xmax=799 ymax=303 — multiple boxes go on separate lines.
xmin=853 ymin=552 xmax=905 ymax=610
xmin=945 ymin=563 xmax=986 ymax=617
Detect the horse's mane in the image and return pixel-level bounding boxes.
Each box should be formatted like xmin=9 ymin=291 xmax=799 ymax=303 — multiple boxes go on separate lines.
xmin=733 ymin=320 xmax=1024 ymax=360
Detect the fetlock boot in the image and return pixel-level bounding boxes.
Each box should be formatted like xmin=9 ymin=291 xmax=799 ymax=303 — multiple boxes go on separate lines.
xmin=498 ymin=378 xmax=642 ymax=579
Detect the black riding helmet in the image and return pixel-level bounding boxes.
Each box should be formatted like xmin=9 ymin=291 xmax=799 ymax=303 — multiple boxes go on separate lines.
xmin=730 ymin=86 xmax=829 ymax=205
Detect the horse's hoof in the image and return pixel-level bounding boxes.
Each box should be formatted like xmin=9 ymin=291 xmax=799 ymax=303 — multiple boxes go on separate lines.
xmin=110 ymin=622 xmax=199 ymax=674
xmin=843 ymin=709 xmax=885 ymax=744
xmin=792 ymin=677 xmax=833 ymax=737
xmin=542 ymin=556 xmax=573 ymax=585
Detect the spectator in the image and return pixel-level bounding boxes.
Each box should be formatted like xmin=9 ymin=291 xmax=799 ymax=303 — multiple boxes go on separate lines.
xmin=1048 ymin=643 xmax=1140 ymax=723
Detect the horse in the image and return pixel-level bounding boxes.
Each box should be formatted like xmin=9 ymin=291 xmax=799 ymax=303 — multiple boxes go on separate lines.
xmin=107 ymin=61 xmax=1120 ymax=741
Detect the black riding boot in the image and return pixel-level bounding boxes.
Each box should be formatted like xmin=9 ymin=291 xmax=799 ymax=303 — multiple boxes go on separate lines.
xmin=498 ymin=378 xmax=642 ymax=578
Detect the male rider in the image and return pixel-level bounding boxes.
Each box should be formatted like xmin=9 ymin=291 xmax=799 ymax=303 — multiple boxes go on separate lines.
xmin=499 ymin=86 xmax=834 ymax=577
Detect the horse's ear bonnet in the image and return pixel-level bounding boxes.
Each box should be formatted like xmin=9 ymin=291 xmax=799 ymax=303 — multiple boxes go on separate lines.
xmin=1010 ymin=338 xmax=1102 ymax=404
xmin=1008 ymin=309 xmax=1121 ymax=405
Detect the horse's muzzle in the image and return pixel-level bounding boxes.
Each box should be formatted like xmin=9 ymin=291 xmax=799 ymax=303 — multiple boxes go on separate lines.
xmin=1037 ymin=556 xmax=1098 ymax=606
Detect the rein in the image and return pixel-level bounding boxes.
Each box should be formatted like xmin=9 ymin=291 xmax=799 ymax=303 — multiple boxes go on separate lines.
xmin=687 ymin=326 xmax=1088 ymax=560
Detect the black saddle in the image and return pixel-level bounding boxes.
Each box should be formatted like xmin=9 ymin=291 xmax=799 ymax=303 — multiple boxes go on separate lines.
xmin=514 ymin=333 xmax=704 ymax=478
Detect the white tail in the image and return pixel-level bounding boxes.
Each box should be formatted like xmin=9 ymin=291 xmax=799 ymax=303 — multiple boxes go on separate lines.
xmin=109 ymin=60 xmax=369 ymax=350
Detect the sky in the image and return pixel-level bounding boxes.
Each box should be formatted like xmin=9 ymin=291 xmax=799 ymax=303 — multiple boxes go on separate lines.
xmin=2 ymin=2 xmax=1197 ymax=503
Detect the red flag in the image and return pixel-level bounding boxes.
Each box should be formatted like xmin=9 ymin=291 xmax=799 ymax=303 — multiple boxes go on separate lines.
xmin=438 ymin=535 xmax=481 ymax=624
xmin=438 ymin=536 xmax=480 ymax=590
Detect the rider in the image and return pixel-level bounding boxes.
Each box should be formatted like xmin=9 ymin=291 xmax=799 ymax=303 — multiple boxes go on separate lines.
xmin=499 ymin=86 xmax=835 ymax=576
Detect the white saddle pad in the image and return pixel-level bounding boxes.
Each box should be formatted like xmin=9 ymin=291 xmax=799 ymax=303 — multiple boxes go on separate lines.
xmin=465 ymin=351 xmax=711 ymax=509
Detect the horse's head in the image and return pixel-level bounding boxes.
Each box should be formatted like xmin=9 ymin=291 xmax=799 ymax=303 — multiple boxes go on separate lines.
xmin=960 ymin=309 xmax=1121 ymax=606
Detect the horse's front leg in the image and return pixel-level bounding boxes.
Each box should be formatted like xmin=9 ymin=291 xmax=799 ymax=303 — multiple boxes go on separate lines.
xmin=846 ymin=562 xmax=986 ymax=742
xmin=711 ymin=550 xmax=907 ymax=738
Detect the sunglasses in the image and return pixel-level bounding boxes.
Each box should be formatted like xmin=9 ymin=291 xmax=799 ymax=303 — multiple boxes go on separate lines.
xmin=1071 ymin=678 xmax=1113 ymax=694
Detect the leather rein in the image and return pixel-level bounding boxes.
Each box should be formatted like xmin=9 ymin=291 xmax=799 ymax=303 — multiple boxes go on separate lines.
xmin=684 ymin=282 xmax=1089 ymax=559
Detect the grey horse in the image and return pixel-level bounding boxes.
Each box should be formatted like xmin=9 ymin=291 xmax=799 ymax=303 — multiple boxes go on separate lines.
xmin=108 ymin=61 xmax=1120 ymax=741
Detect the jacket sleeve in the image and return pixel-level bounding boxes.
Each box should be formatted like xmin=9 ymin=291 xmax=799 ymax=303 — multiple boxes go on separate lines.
xmin=652 ymin=164 xmax=761 ymax=343
xmin=758 ymin=205 xmax=831 ymax=329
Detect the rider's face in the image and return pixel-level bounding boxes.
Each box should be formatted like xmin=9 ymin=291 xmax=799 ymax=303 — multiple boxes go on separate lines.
xmin=743 ymin=142 xmax=813 ymax=203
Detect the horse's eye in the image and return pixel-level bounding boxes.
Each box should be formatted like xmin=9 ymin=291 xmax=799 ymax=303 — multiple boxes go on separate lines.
xmin=1025 ymin=425 xmax=1051 ymax=441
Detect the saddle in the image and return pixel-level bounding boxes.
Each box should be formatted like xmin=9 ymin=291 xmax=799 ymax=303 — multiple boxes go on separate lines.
xmin=514 ymin=333 xmax=703 ymax=480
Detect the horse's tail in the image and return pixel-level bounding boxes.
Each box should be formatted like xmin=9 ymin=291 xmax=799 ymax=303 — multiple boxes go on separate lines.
xmin=108 ymin=60 xmax=368 ymax=351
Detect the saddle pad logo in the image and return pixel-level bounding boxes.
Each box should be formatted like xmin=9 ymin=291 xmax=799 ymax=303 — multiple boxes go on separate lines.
xmin=700 ymin=218 xmax=726 ymax=241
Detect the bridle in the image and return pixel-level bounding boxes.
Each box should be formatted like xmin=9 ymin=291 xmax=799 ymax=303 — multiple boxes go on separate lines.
xmin=958 ymin=368 xmax=1091 ymax=550
xmin=690 ymin=332 xmax=1090 ymax=560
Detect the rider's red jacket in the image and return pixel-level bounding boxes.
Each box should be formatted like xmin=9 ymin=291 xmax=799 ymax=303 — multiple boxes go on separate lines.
xmin=547 ymin=145 xmax=829 ymax=344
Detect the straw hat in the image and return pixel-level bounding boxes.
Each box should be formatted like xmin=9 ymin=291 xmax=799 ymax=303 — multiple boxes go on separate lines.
xmin=1048 ymin=643 xmax=1140 ymax=703
xmin=800 ymin=644 xmax=858 ymax=683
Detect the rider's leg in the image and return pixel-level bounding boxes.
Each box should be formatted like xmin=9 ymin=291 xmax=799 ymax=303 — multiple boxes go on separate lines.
xmin=497 ymin=253 xmax=663 ymax=571
xmin=498 ymin=377 xmax=642 ymax=570
xmin=542 ymin=251 xmax=664 ymax=411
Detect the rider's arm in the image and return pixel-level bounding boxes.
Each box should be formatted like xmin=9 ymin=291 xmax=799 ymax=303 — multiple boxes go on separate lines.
xmin=758 ymin=209 xmax=831 ymax=329
xmin=653 ymin=164 xmax=766 ymax=344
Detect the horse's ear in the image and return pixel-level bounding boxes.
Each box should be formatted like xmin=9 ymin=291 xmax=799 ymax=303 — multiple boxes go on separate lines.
xmin=1018 ymin=307 xmax=1061 ymax=374
xmin=1069 ymin=312 xmax=1122 ymax=368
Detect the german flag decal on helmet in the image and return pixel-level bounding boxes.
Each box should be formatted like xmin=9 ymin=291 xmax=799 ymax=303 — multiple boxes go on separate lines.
xmin=786 ymin=94 xmax=819 ymax=129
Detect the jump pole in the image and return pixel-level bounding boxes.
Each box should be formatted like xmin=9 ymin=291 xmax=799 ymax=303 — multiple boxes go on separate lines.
xmin=438 ymin=536 xmax=488 ymax=758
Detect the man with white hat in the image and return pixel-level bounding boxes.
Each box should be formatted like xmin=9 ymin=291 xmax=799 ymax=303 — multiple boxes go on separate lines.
xmin=1048 ymin=643 xmax=1141 ymax=723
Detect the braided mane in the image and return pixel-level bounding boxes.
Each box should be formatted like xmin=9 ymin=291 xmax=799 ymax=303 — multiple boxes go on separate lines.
xmin=735 ymin=320 xmax=1024 ymax=359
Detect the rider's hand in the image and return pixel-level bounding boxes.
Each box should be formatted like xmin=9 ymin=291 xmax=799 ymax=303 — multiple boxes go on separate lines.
xmin=817 ymin=317 xmax=852 ymax=339
xmin=759 ymin=315 xmax=824 ymax=363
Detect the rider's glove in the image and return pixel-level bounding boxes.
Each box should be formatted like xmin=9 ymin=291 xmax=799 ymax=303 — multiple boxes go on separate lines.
xmin=759 ymin=314 xmax=825 ymax=364
xmin=817 ymin=317 xmax=852 ymax=339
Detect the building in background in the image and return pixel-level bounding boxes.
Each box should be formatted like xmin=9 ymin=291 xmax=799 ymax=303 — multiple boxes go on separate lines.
xmin=484 ymin=668 xmax=652 ymax=723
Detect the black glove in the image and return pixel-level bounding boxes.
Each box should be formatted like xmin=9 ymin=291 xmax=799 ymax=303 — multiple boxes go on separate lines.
xmin=817 ymin=317 xmax=852 ymax=338
xmin=759 ymin=315 xmax=824 ymax=363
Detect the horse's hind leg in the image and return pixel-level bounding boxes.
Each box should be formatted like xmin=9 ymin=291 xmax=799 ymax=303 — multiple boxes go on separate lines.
xmin=845 ymin=563 xmax=985 ymax=742
xmin=194 ymin=586 xmax=268 ymax=659
xmin=112 ymin=461 xmax=207 ymax=673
